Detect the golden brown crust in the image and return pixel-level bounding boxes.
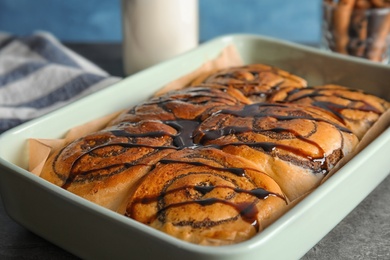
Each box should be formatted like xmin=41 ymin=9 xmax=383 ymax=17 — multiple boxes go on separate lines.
xmin=40 ymin=120 xmax=178 ymax=211
xmin=39 ymin=63 xmax=387 ymax=245
xmin=108 ymin=85 xmax=252 ymax=126
xmin=194 ymin=102 xmax=359 ymax=201
xmin=268 ymin=84 xmax=390 ymax=139
xmin=190 ymin=64 xmax=307 ymax=102
xmin=126 ymin=147 xmax=287 ymax=246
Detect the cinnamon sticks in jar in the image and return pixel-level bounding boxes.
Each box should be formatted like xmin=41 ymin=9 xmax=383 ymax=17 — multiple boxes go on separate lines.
xmin=323 ymin=0 xmax=390 ymax=62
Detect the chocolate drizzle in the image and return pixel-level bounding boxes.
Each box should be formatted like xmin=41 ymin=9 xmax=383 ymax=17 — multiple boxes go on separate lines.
xmin=159 ymin=158 xmax=246 ymax=177
xmin=164 ymin=120 xmax=200 ymax=148
xmin=199 ymin=64 xmax=309 ymax=102
xmin=128 ymin=181 xmax=280 ymax=231
xmin=193 ymin=103 xmax=354 ymax=173
xmin=284 ymin=86 xmax=385 ymax=118
xmin=215 ymin=103 xmax=352 ymax=133
xmin=46 ymin=67 xmax=383 ymax=245
xmin=56 ymin=100 xmax=351 ymax=189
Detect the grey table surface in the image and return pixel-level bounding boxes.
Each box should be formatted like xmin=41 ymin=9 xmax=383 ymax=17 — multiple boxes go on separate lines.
xmin=0 ymin=43 xmax=389 ymax=260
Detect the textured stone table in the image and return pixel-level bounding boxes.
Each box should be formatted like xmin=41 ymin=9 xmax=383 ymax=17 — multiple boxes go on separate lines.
xmin=0 ymin=43 xmax=389 ymax=259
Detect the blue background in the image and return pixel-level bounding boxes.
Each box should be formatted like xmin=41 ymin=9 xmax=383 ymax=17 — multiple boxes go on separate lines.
xmin=0 ymin=0 xmax=321 ymax=44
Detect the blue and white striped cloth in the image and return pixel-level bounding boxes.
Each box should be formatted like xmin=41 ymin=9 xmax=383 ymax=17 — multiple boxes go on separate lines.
xmin=0 ymin=31 xmax=121 ymax=133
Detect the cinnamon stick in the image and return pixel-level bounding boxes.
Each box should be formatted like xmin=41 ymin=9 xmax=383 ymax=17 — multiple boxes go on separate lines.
xmin=367 ymin=11 xmax=390 ymax=61
xmin=370 ymin=0 xmax=390 ymax=8
xmin=349 ymin=10 xmax=369 ymax=56
xmin=332 ymin=0 xmax=357 ymax=54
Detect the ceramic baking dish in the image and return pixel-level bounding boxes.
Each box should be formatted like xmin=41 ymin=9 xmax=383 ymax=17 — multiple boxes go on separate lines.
xmin=0 ymin=34 xmax=389 ymax=259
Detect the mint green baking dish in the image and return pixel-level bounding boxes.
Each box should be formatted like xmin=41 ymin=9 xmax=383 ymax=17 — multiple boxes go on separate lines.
xmin=0 ymin=34 xmax=389 ymax=259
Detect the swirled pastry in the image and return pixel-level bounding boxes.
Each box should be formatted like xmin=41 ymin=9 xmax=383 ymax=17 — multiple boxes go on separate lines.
xmin=268 ymin=84 xmax=390 ymax=139
xmin=41 ymin=86 xmax=251 ymax=212
xmin=39 ymin=63 xmax=388 ymax=246
xmin=194 ymin=103 xmax=359 ymax=201
xmin=109 ymin=85 xmax=251 ymax=126
xmin=191 ymin=64 xmax=307 ymax=101
xmin=125 ymin=147 xmax=287 ymax=246
xmin=40 ymin=120 xmax=179 ymax=211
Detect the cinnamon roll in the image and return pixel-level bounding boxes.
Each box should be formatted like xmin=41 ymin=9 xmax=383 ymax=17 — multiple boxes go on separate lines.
xmin=194 ymin=102 xmax=359 ymax=201
xmin=41 ymin=86 xmax=251 ymax=212
xmin=269 ymin=84 xmax=390 ymax=139
xmin=109 ymin=85 xmax=251 ymax=126
xmin=125 ymin=147 xmax=287 ymax=246
xmin=40 ymin=120 xmax=179 ymax=211
xmin=190 ymin=64 xmax=307 ymax=102
xmin=38 ymin=63 xmax=388 ymax=246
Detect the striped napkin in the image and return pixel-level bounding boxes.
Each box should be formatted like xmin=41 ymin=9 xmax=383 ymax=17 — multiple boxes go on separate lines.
xmin=0 ymin=31 xmax=121 ymax=134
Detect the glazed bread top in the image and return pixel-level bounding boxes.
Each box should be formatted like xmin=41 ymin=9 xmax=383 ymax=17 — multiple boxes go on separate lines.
xmin=191 ymin=64 xmax=307 ymax=102
xmin=39 ymin=64 xmax=389 ymax=246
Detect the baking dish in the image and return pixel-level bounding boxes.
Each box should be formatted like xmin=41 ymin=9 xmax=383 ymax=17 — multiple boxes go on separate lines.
xmin=0 ymin=34 xmax=389 ymax=259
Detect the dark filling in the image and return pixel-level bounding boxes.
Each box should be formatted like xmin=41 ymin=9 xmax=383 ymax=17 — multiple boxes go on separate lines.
xmin=53 ymin=91 xmax=359 ymax=229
